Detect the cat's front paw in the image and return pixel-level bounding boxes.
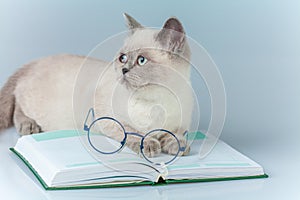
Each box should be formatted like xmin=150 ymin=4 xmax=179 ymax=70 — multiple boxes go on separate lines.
xmin=127 ymin=137 xmax=161 ymax=158
xmin=141 ymin=137 xmax=161 ymax=157
xmin=160 ymin=135 xmax=190 ymax=156
xmin=16 ymin=119 xmax=41 ymax=135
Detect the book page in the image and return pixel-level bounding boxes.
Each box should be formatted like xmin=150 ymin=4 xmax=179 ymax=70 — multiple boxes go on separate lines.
xmin=14 ymin=130 xmax=162 ymax=186
xmin=166 ymin=138 xmax=264 ymax=179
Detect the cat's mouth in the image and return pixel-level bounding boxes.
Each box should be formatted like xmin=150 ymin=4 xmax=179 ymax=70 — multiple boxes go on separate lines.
xmin=120 ymin=76 xmax=138 ymax=89
xmin=120 ymin=75 xmax=148 ymax=89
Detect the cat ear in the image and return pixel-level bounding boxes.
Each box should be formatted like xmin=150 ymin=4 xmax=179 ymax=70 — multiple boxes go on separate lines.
xmin=156 ymin=17 xmax=186 ymax=52
xmin=123 ymin=13 xmax=143 ymax=32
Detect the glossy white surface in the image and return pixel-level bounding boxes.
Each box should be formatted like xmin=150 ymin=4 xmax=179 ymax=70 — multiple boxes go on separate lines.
xmin=1 ymin=127 xmax=299 ymax=200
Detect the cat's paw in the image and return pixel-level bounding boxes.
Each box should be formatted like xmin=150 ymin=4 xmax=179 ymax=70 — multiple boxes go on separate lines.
xmin=160 ymin=135 xmax=190 ymax=156
xmin=141 ymin=137 xmax=161 ymax=158
xmin=127 ymin=137 xmax=161 ymax=158
xmin=16 ymin=119 xmax=41 ymax=135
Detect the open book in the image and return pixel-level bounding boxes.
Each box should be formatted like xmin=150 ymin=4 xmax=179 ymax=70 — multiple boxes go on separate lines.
xmin=10 ymin=130 xmax=267 ymax=190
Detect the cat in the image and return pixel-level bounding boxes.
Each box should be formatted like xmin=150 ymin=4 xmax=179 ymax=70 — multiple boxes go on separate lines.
xmin=0 ymin=14 xmax=193 ymax=157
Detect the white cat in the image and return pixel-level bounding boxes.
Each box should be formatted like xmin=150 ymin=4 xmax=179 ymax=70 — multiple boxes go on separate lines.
xmin=0 ymin=14 xmax=193 ymax=157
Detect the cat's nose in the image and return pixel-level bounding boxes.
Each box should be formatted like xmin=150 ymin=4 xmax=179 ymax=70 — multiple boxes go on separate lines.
xmin=122 ymin=68 xmax=129 ymax=75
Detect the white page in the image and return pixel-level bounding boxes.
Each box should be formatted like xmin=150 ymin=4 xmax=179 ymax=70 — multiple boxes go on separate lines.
xmin=166 ymin=140 xmax=264 ymax=179
xmin=14 ymin=130 xmax=161 ymax=186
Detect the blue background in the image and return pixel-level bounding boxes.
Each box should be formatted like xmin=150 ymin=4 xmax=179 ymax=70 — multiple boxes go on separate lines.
xmin=1 ymin=0 xmax=299 ymax=144
xmin=0 ymin=1 xmax=299 ymax=199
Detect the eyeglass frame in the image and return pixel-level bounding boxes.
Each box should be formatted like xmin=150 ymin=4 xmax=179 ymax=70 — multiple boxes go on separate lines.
xmin=83 ymin=108 xmax=187 ymax=165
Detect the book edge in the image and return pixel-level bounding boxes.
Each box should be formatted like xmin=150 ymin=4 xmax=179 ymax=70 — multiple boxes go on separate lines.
xmin=10 ymin=147 xmax=51 ymax=190
xmin=166 ymin=174 xmax=268 ymax=185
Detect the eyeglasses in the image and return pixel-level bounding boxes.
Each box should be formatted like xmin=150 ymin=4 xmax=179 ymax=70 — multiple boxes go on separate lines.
xmin=83 ymin=108 xmax=187 ymax=166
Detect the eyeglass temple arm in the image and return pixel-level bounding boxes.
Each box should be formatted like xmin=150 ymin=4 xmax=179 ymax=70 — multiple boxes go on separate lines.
xmin=84 ymin=108 xmax=95 ymax=131
xmin=183 ymin=130 xmax=188 ymax=137
xmin=179 ymin=130 xmax=189 ymax=152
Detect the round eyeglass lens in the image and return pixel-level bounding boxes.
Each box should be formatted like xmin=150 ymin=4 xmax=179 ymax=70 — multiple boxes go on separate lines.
xmin=141 ymin=129 xmax=180 ymax=165
xmin=88 ymin=118 xmax=126 ymax=154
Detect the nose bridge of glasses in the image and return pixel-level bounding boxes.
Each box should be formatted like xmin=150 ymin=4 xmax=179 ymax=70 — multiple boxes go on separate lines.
xmin=126 ymin=132 xmax=144 ymax=138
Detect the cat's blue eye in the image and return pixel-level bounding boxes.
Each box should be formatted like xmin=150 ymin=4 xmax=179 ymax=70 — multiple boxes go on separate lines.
xmin=119 ymin=54 xmax=127 ymax=64
xmin=137 ymin=55 xmax=147 ymax=66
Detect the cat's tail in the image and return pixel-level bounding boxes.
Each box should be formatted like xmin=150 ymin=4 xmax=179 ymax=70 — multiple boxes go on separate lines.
xmin=0 ymin=67 xmax=26 ymax=131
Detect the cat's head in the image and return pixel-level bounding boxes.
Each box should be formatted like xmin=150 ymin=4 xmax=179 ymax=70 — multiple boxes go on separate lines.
xmin=113 ymin=14 xmax=191 ymax=89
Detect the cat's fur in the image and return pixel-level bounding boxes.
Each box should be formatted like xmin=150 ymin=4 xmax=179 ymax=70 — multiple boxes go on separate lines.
xmin=0 ymin=14 xmax=193 ymax=157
